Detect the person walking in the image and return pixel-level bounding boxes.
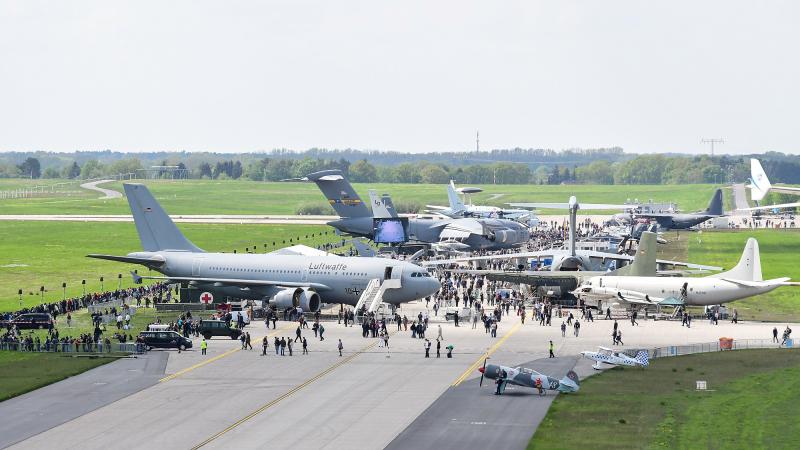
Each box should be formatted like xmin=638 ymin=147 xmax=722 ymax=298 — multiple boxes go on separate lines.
xmin=245 ymin=332 xmax=253 ymax=350
xmin=302 ymin=337 xmax=308 ymax=355
xmin=436 ymin=339 xmax=441 ymax=358
xmin=573 ymin=320 xmax=581 ymax=337
xmin=337 ymin=339 xmax=343 ymax=356
xmin=201 ymin=338 xmax=207 ymax=355
xmin=437 ymin=325 xmax=443 ymax=341
xmin=631 ymin=311 xmax=638 ymax=326
xmin=560 ymin=321 xmax=566 ymax=337
xmin=616 ymin=330 xmax=624 ymax=345
xmin=319 ymin=323 xmax=325 ymax=341
xmin=295 ymin=326 xmax=302 ymax=342
xmin=287 ymin=339 xmax=293 ymax=356
xmin=773 ymin=327 xmax=779 ymax=343
xmin=548 ymin=340 xmax=555 ymax=358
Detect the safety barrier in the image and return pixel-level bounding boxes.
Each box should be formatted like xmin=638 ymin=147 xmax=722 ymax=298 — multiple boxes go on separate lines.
xmin=0 ymin=341 xmax=144 ymax=354
xmin=646 ymin=338 xmax=795 ymax=359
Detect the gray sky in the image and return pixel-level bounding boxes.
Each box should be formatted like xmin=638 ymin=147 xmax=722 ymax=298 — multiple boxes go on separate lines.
xmin=1 ymin=1 xmax=798 ymax=154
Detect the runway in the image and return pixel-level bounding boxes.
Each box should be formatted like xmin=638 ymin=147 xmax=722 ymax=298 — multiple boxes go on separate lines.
xmin=79 ymin=180 xmax=123 ymax=199
xmin=5 ymin=301 xmax=794 ymax=450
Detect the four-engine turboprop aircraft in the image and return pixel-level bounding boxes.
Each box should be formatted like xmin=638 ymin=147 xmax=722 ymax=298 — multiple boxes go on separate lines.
xmin=575 ymin=237 xmax=798 ymax=307
xmin=581 ymin=347 xmax=649 ymax=370
xmin=87 ymin=184 xmax=440 ymax=310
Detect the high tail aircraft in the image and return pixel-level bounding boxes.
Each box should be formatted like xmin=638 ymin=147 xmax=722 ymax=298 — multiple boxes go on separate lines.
xmin=575 ymin=237 xmax=799 ymax=307
xmin=87 ymin=184 xmax=440 ymax=309
xmin=581 ymin=347 xmax=649 ymax=370
xmin=478 ymin=361 xmax=580 ymax=394
xmin=630 ymin=189 xmax=725 ymax=230
xmin=741 ymin=158 xmax=800 ymax=212
xmin=295 ymin=170 xmax=530 ymax=251
xmin=425 ymin=180 xmax=538 ymax=225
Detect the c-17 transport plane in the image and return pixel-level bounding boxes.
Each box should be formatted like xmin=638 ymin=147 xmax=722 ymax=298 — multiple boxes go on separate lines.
xmin=88 ymin=184 xmax=440 ymax=310
xmin=425 ymin=180 xmax=538 ymax=225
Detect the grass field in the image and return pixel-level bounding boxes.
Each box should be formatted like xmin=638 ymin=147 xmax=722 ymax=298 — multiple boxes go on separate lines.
xmin=0 ymin=179 xmax=723 ymax=215
xmin=0 ymin=351 xmax=116 ymax=402
xmin=0 ymin=221 xmax=343 ymax=311
xmin=530 ymin=349 xmax=800 ymax=449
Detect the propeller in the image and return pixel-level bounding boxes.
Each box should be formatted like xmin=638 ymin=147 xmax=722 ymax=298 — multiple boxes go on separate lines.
xmin=479 ymin=358 xmax=488 ymax=387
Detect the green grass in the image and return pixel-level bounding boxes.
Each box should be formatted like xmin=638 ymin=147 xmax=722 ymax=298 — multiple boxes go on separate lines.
xmin=0 ymin=351 xmax=116 ymax=402
xmin=685 ymin=229 xmax=800 ymax=322
xmin=530 ymin=349 xmax=800 ymax=449
xmin=0 ymin=221 xmax=343 ymax=311
xmin=0 ymin=179 xmax=722 ymax=215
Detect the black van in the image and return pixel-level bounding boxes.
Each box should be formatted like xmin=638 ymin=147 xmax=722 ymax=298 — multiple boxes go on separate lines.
xmin=139 ymin=331 xmax=193 ymax=351
xmin=198 ymin=320 xmax=242 ymax=340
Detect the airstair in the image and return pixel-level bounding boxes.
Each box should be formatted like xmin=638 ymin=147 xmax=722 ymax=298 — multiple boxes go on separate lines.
xmin=354 ymin=278 xmax=401 ymax=323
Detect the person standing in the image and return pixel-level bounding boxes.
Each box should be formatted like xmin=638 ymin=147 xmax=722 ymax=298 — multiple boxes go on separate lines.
xmin=261 ymin=336 xmax=268 ymax=356
xmin=201 ymin=338 xmax=208 ymax=356
xmin=424 ymin=339 xmax=431 ymax=358
xmin=548 ymin=340 xmax=555 ymax=358
xmin=287 ymin=339 xmax=293 ymax=356
xmin=295 ymin=326 xmax=302 ymax=342
xmin=337 ymin=339 xmax=343 ymax=356
xmin=631 ymin=311 xmax=638 ymax=326
xmin=437 ymin=325 xmax=443 ymax=341
xmin=573 ymin=320 xmax=581 ymax=337
xmin=436 ymin=339 xmax=441 ymax=358
xmin=319 ymin=323 xmax=325 ymax=341
xmin=302 ymin=337 xmax=308 ymax=354
xmin=560 ymin=321 xmax=566 ymax=337
xmin=773 ymin=327 xmax=779 ymax=343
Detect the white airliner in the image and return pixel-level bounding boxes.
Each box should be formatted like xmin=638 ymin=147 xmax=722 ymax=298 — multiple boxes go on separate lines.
xmin=742 ymin=158 xmax=800 ymax=211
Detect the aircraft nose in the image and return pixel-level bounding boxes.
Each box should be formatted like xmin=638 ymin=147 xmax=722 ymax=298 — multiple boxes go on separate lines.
xmin=478 ymin=367 xmax=485 ymax=374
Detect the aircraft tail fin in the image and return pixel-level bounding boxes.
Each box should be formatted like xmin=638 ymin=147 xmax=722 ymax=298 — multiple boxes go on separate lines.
xmin=369 ymin=189 xmax=398 ymax=218
xmin=447 ymin=180 xmax=466 ymax=212
xmin=749 ymin=158 xmax=772 ymax=202
xmin=710 ymin=238 xmax=762 ymax=282
xmin=304 ymin=170 xmax=372 ymax=218
xmin=123 ymin=184 xmax=203 ymax=253
xmin=634 ymin=350 xmax=650 ymax=367
xmin=565 ymin=370 xmax=580 ymax=386
xmin=704 ymin=189 xmax=724 ymax=216
xmin=628 ymin=231 xmax=657 ymax=276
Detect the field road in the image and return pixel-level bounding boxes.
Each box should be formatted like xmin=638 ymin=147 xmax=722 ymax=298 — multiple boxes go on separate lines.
xmin=7 ymin=299 xmax=797 ymax=450
xmin=79 ymin=180 xmax=123 ymax=199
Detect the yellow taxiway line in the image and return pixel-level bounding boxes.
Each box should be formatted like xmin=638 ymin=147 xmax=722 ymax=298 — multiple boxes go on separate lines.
xmin=451 ymin=322 xmax=522 ymax=386
xmin=159 ymin=325 xmax=289 ymax=383
xmin=191 ymin=337 xmax=383 ymax=449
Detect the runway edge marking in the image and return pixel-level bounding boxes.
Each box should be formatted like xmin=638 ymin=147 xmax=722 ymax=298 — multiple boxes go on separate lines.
xmin=191 ymin=337 xmax=383 ymax=449
xmin=159 ymin=326 xmax=287 ymax=383
xmin=451 ymin=322 xmax=522 ymax=387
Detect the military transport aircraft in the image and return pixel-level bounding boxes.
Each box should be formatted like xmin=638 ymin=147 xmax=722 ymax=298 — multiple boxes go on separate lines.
xmin=295 ymin=170 xmax=530 ymax=251
xmin=88 ymin=184 xmax=440 ymax=309
xmin=742 ymin=158 xmax=800 ymax=212
xmin=478 ymin=361 xmax=580 ymax=394
xmin=581 ymin=347 xmax=650 ymax=370
xmin=629 ymin=189 xmax=725 ymax=230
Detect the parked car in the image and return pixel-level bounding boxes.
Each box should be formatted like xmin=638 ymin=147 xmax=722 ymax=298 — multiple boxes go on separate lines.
xmin=198 ymin=319 xmax=243 ymax=340
xmin=5 ymin=313 xmax=54 ymax=330
xmin=138 ymin=331 xmax=193 ymax=351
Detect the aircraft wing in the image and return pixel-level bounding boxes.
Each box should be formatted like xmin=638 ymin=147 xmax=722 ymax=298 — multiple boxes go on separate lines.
xmin=425 ymin=205 xmax=450 ymax=210
xmin=720 ymin=277 xmax=792 ymax=288
xmin=614 ymin=289 xmax=665 ymax=304
xmin=88 ymin=254 xmax=166 ymax=267
xmin=508 ymin=202 xmax=631 ymax=210
xmin=268 ymin=245 xmax=331 ymax=257
xmin=133 ymin=275 xmax=331 ymax=291
xmin=738 ymin=201 xmax=800 ymax=212
xmin=769 ymin=186 xmax=800 ymax=196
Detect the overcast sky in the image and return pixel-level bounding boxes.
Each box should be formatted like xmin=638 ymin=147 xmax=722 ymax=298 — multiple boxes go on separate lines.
xmin=1 ymin=1 xmax=798 ymax=154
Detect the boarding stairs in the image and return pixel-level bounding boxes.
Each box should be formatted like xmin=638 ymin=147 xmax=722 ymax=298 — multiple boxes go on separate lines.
xmin=354 ymin=278 xmax=401 ymax=323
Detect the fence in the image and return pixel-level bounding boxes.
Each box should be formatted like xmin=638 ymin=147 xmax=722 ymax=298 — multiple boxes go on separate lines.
xmin=0 ymin=341 xmax=143 ymax=354
xmin=647 ymin=338 xmax=795 ymax=359
xmin=0 ymin=172 xmax=138 ymax=200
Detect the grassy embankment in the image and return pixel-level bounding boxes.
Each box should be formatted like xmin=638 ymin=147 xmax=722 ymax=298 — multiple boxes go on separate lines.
xmin=530 ymin=349 xmax=800 ymax=449
xmin=0 ymin=179 xmax=721 ymax=215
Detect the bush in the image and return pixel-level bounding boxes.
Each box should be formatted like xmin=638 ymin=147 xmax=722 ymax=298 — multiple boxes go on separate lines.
xmin=295 ymin=203 xmax=335 ymax=215
xmin=393 ymin=201 xmax=422 ymax=214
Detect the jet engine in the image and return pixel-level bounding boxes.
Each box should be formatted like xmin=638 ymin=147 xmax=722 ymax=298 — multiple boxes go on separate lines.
xmin=270 ymin=288 xmax=321 ymax=312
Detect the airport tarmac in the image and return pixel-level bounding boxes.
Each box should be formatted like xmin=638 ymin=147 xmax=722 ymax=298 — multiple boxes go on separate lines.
xmin=7 ymin=301 xmax=796 ymax=450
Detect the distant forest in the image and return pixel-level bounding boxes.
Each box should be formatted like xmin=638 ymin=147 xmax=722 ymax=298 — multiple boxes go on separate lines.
xmin=1 ymin=148 xmax=800 ymax=186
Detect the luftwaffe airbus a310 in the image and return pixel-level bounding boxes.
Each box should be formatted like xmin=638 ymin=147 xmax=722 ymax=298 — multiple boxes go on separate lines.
xmin=88 ymin=184 xmax=440 ymax=310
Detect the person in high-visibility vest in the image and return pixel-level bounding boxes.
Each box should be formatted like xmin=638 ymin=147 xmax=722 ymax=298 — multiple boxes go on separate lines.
xmin=201 ymin=338 xmax=208 ymax=355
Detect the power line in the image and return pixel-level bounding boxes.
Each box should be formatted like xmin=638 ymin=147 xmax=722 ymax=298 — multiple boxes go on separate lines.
xmin=701 ymin=138 xmax=724 ymax=156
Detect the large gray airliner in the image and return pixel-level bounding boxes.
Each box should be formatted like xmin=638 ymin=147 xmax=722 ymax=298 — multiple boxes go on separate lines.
xmin=88 ymin=184 xmax=440 ymax=310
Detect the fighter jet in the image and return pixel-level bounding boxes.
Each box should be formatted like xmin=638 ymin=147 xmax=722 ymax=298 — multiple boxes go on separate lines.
xmin=87 ymin=184 xmax=440 ymax=309
xmin=425 ymin=180 xmax=538 ymax=225
xmin=296 ymin=170 xmax=530 ymax=252
xmin=478 ymin=362 xmax=580 ymax=394
xmin=575 ymin=237 xmax=799 ymax=308
xmin=630 ymin=189 xmax=725 ymax=230
xmin=581 ymin=347 xmax=649 ymax=370
xmin=741 ymin=158 xmax=800 ymax=212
